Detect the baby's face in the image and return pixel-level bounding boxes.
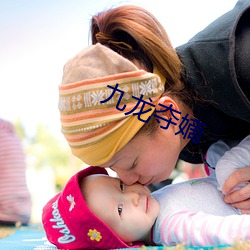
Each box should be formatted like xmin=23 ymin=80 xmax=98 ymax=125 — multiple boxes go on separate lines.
xmin=84 ymin=174 xmax=160 ymax=244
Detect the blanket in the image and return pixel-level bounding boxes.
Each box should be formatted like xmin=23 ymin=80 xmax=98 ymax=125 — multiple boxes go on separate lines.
xmin=0 ymin=225 xmax=248 ymax=250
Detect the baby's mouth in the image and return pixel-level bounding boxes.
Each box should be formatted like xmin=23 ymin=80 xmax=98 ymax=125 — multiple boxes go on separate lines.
xmin=146 ymin=196 xmax=149 ymax=213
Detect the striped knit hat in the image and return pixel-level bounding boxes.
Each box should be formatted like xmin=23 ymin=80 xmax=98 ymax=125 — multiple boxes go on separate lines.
xmin=59 ymin=43 xmax=165 ymax=165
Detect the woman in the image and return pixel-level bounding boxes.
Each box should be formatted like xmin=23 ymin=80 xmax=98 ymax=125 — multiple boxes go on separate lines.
xmin=59 ymin=1 xmax=250 ymax=211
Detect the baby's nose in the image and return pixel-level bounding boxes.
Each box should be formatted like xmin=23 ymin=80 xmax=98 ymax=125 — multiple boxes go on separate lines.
xmin=126 ymin=191 xmax=140 ymax=206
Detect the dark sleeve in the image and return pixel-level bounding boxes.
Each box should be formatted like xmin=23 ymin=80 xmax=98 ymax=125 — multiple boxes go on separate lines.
xmin=176 ymin=0 xmax=250 ymax=123
xmin=235 ymin=6 xmax=250 ymax=98
xmin=176 ymin=0 xmax=250 ymax=164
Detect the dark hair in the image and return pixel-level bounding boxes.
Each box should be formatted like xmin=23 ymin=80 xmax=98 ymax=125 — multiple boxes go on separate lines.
xmin=90 ymin=5 xmax=195 ymax=135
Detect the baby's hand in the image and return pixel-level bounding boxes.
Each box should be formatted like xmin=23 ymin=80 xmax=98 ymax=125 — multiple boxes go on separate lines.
xmin=223 ymin=166 xmax=250 ymax=214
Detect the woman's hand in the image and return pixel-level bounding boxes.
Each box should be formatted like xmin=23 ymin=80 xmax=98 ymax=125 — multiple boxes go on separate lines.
xmin=223 ymin=166 xmax=250 ymax=214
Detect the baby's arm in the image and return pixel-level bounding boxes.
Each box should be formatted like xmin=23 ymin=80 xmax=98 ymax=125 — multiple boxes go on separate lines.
xmin=205 ymin=139 xmax=231 ymax=178
xmin=215 ymin=135 xmax=250 ymax=193
xmin=159 ymin=210 xmax=250 ymax=247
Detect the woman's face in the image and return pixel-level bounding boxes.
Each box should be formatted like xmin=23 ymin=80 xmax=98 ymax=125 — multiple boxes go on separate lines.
xmin=100 ymin=124 xmax=183 ymax=186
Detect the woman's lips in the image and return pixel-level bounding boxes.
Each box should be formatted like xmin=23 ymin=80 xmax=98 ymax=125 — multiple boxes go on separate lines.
xmin=143 ymin=177 xmax=154 ymax=186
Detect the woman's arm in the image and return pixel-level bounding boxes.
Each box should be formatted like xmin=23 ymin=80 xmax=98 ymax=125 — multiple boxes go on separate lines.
xmin=223 ymin=166 xmax=250 ymax=213
xmin=215 ymin=135 xmax=250 ymax=213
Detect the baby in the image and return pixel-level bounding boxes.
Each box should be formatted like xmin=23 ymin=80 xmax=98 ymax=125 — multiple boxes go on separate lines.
xmin=42 ymin=135 xmax=250 ymax=249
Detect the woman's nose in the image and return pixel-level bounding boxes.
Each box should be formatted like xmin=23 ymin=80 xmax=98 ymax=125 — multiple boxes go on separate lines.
xmin=112 ymin=168 xmax=139 ymax=185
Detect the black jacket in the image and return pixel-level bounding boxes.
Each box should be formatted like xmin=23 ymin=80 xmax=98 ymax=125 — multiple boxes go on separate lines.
xmin=176 ymin=0 xmax=250 ymax=163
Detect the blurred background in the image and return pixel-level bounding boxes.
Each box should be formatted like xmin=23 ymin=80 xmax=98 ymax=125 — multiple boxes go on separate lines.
xmin=0 ymin=0 xmax=238 ymax=224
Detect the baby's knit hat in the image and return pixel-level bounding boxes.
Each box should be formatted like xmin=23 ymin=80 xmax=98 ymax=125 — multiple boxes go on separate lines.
xmin=42 ymin=166 xmax=142 ymax=249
